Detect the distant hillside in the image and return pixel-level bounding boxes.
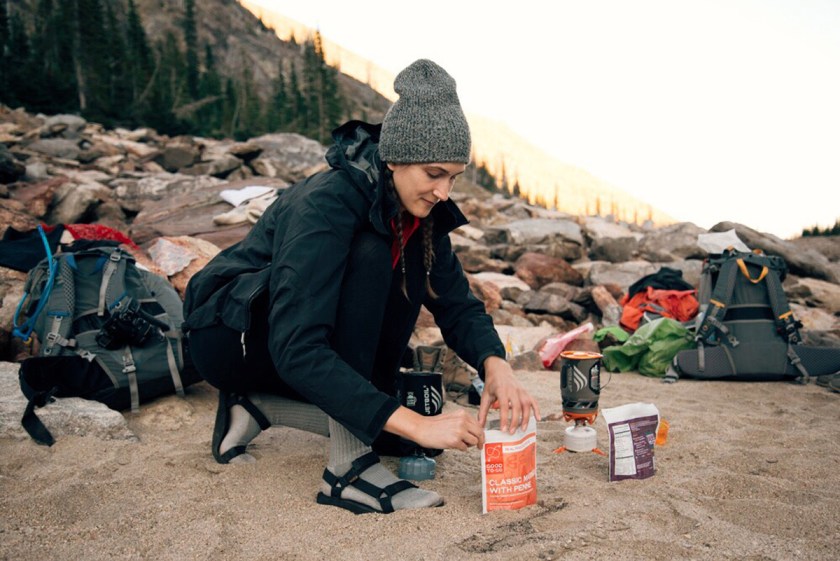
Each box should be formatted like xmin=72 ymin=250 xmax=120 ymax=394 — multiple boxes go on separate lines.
xmin=132 ymin=0 xmax=391 ymax=126
xmin=240 ymin=1 xmax=673 ymax=226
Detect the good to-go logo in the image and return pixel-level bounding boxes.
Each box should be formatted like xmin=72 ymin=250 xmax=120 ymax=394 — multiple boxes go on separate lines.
xmin=484 ymin=443 xmax=504 ymax=473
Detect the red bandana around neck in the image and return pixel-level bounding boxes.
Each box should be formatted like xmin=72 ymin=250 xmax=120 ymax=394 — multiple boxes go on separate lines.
xmin=389 ymin=214 xmax=421 ymax=269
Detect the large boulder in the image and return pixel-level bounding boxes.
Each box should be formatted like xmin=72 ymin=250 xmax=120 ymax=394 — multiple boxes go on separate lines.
xmin=249 ymin=133 xmax=328 ymax=182
xmin=711 ymin=222 xmax=839 ymax=284
xmin=514 ymin=252 xmax=584 ymax=289
xmin=638 ymin=222 xmax=708 ymax=262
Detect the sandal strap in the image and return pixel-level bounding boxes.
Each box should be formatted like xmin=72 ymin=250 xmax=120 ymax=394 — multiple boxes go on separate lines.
xmin=321 ymin=452 xmax=417 ymax=514
xmin=218 ymin=445 xmax=247 ymax=463
xmin=234 ymin=395 xmax=271 ymax=430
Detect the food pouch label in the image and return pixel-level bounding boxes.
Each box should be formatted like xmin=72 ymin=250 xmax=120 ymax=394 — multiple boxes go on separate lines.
xmin=602 ymin=402 xmax=660 ymax=482
xmin=481 ymin=416 xmax=537 ymax=513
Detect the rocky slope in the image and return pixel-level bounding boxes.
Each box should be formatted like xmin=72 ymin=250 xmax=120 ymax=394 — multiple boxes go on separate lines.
xmin=2 ymin=106 xmax=838 ymax=365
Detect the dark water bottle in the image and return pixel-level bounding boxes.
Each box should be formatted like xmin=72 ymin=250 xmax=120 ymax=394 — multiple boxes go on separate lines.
xmin=396 ymin=371 xmax=443 ymax=480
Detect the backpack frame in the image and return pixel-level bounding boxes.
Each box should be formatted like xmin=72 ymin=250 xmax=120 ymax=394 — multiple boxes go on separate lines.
xmin=13 ymin=238 xmax=198 ymax=444
xmin=669 ymin=248 xmax=840 ymax=382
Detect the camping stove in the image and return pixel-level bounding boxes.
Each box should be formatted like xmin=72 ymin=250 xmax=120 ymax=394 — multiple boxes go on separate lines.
xmin=555 ymin=350 xmax=606 ymax=455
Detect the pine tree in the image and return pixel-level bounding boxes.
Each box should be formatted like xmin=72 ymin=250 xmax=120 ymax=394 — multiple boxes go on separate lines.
xmin=126 ymin=0 xmax=155 ymax=122
xmin=5 ymin=10 xmax=31 ymax=107
xmin=221 ymin=77 xmax=238 ymax=137
xmin=144 ymin=32 xmax=186 ymax=134
xmin=182 ymin=0 xmax=199 ymax=100
xmin=74 ymin=0 xmax=111 ymax=121
xmin=289 ymin=63 xmax=307 ymax=132
xmin=0 ymin=0 xmax=11 ymax=101
xmin=266 ymin=58 xmax=289 ymax=132
xmin=235 ymin=67 xmax=264 ymax=139
xmin=194 ymin=44 xmax=224 ymax=135
xmin=103 ymin=1 xmax=131 ymax=122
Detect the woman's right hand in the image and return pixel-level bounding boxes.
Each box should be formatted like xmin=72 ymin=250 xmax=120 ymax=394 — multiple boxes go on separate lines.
xmin=384 ymin=406 xmax=484 ymax=451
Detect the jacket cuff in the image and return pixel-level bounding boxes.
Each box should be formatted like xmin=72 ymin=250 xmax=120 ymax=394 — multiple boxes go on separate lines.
xmin=361 ymin=395 xmax=402 ymax=445
xmin=476 ymin=347 xmax=507 ymax=381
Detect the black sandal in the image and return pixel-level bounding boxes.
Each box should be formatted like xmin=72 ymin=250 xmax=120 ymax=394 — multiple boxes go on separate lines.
xmin=316 ymin=452 xmax=422 ymax=514
xmin=211 ymin=391 xmax=271 ymax=464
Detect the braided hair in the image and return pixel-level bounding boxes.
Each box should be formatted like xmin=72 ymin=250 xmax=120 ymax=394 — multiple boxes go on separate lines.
xmin=384 ymin=167 xmax=438 ymax=300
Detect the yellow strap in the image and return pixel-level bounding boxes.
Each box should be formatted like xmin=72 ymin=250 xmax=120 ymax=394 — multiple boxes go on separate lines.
xmin=779 ymin=310 xmax=793 ymax=320
xmin=710 ymin=299 xmax=725 ymax=308
xmin=737 ymin=258 xmax=768 ymax=284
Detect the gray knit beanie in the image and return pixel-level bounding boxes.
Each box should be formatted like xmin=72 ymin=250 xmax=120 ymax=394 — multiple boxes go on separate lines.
xmin=379 ymin=59 xmax=471 ymax=164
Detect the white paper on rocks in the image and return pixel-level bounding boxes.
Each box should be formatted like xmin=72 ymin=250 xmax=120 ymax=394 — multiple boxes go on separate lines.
xmin=697 ymin=229 xmax=751 ymax=254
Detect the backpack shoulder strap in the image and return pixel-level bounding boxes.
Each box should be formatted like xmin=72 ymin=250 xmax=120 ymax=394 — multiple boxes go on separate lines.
xmin=761 ymin=260 xmax=810 ymax=382
xmin=696 ymin=252 xmax=741 ymax=347
xmin=98 ymin=248 xmax=129 ymax=315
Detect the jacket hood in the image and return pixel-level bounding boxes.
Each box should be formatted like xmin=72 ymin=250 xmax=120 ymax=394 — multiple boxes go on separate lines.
xmin=326 ymin=120 xmax=469 ymax=238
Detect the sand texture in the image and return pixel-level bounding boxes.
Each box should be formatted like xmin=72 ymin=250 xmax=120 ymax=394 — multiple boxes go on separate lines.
xmin=1 ymin=368 xmax=838 ymax=561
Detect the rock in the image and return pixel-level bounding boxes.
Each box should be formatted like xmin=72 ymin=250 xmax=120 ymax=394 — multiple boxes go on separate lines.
xmin=472 ymin=272 xmax=531 ymax=293
xmin=638 ymin=222 xmax=708 ymax=262
xmin=484 ymin=217 xmax=584 ymax=246
xmin=159 ymin=142 xmax=200 ymax=171
xmin=0 ymin=203 xmax=39 ymax=237
xmin=711 ymin=221 xmax=839 ymax=284
xmin=129 ymin=177 xmax=286 ymax=249
xmin=249 ymin=133 xmax=328 ymax=182
xmin=591 ymin=285 xmax=622 ymax=326
xmin=581 ymin=216 xmax=642 ymax=241
xmin=42 ymin=114 xmax=87 ymax=138
xmin=0 ymin=362 xmax=137 ymax=442
xmin=514 ymin=252 xmax=584 ymax=289
xmin=587 ymin=261 xmax=658 ymax=293
xmin=24 ymin=161 xmax=50 ymax=181
xmin=226 ymin=141 xmax=263 ymax=161
xmin=791 ymin=303 xmax=840 ymax=332
xmin=7 ymin=177 xmax=69 ymax=218
xmin=48 ymin=182 xmax=108 ymax=224
xmin=26 ymin=138 xmax=81 ymax=160
xmin=148 ymin=236 xmax=221 ymax=298
xmin=786 ymin=278 xmax=840 ymax=315
xmin=589 ymin=236 xmax=638 ymax=263
xmin=0 ymin=144 xmax=26 ymax=183
xmin=468 ymin=274 xmax=502 ymax=314
xmin=182 ymin=154 xmax=243 ymax=178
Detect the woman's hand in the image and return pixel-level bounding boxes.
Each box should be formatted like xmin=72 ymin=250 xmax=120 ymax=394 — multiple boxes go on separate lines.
xmin=478 ymin=356 xmax=541 ymax=433
xmin=385 ymin=407 xmax=485 ymax=451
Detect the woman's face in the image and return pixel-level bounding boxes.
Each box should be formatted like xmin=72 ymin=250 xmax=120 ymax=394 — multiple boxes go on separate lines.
xmin=387 ymin=162 xmax=466 ymax=218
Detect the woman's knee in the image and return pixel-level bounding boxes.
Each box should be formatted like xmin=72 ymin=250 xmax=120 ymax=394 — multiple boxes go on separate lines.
xmin=187 ymin=325 xmax=244 ymax=392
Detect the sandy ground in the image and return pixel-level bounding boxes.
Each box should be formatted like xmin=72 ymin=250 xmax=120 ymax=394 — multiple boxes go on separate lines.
xmin=1 ymin=367 xmax=838 ymax=561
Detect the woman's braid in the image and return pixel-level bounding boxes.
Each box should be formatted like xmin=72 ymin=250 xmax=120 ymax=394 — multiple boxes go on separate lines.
xmin=385 ymin=166 xmax=439 ymax=300
xmin=423 ymin=217 xmax=438 ymax=299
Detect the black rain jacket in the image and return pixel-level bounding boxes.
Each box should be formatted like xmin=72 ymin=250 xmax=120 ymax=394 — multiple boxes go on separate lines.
xmin=184 ymin=121 xmax=505 ymax=444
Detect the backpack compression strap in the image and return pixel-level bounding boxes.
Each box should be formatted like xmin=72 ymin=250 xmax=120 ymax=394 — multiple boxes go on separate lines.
xmin=42 ymin=256 xmax=77 ymax=357
xmin=763 ymin=267 xmax=810 ymax=382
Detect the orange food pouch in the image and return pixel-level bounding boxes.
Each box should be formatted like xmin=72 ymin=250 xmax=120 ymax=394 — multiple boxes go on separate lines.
xmin=481 ymin=416 xmax=537 ymax=513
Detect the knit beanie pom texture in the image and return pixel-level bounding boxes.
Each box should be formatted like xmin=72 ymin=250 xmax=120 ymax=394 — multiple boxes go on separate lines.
xmin=379 ymin=59 xmax=471 ymax=164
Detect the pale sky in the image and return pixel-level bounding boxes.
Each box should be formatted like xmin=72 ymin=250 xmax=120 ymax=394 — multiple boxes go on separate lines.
xmin=248 ymin=0 xmax=840 ymax=239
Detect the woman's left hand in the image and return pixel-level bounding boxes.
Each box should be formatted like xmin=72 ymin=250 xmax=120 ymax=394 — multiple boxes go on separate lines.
xmin=477 ymin=356 xmax=541 ymax=433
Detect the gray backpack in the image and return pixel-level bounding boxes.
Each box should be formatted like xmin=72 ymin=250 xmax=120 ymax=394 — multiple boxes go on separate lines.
xmin=668 ymin=249 xmax=840 ymax=382
xmin=13 ymin=241 xmax=199 ymax=444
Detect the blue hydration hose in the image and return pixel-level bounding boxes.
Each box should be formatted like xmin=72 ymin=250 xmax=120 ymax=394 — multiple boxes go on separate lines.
xmin=12 ymin=225 xmax=57 ymax=343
